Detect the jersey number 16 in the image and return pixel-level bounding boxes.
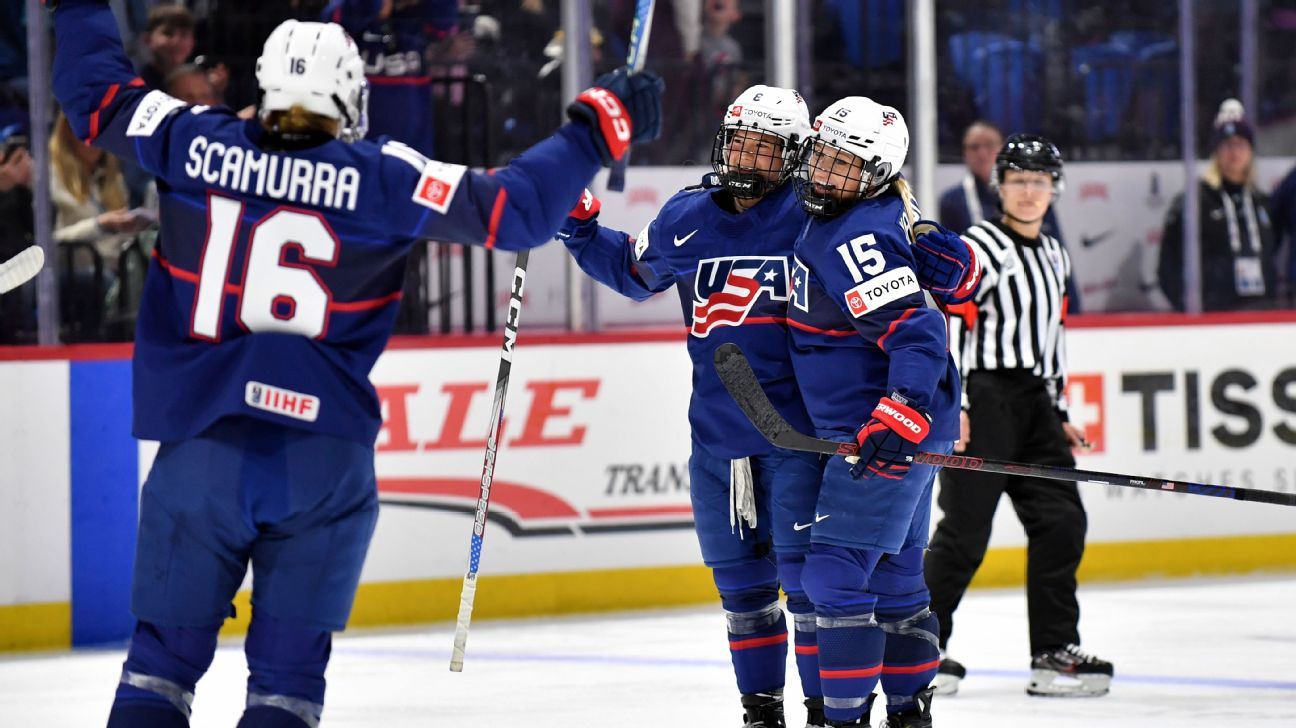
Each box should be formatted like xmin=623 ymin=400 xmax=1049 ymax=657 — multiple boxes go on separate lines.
xmin=190 ymin=194 xmax=339 ymax=341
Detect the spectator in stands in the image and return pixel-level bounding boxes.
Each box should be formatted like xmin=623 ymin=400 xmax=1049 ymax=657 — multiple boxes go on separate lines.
xmin=1159 ymin=99 xmax=1278 ymax=312
xmin=325 ymin=0 xmax=458 ymax=159
xmin=698 ymin=0 xmax=747 ymax=157
xmin=939 ymin=120 xmax=1080 ymax=310
xmin=163 ymin=63 xmax=218 ymax=107
xmin=50 ymin=110 xmax=153 ymax=339
xmin=136 ymin=4 xmax=196 ymax=90
xmin=0 ymin=123 xmax=34 ymax=343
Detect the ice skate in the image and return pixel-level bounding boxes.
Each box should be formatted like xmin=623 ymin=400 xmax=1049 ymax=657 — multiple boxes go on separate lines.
xmin=741 ymin=691 xmax=786 ymax=728
xmin=931 ymin=655 xmax=965 ymax=696
xmin=804 ymin=696 xmax=827 ymax=728
xmin=823 ymin=693 xmax=874 ymax=727
xmin=1026 ymin=644 xmax=1113 ymax=697
xmin=882 ymin=686 xmax=934 ymax=727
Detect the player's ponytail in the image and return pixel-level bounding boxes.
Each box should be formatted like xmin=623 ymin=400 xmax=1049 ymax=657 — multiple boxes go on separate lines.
xmin=892 ymin=176 xmax=919 ymax=244
xmin=260 ymin=105 xmax=339 ymax=148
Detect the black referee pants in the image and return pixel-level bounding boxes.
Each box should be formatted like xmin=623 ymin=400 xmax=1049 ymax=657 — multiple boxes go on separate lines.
xmin=924 ymin=370 xmax=1087 ymax=655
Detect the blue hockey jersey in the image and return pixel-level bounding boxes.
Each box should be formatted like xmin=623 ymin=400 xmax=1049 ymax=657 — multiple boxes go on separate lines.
xmin=52 ymin=0 xmax=603 ymax=445
xmin=789 ymin=192 xmax=961 ymax=441
xmin=562 ymin=181 xmax=813 ymax=460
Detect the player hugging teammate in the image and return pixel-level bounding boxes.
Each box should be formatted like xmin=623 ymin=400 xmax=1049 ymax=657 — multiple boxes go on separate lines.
xmin=559 ymin=88 xmax=978 ymax=727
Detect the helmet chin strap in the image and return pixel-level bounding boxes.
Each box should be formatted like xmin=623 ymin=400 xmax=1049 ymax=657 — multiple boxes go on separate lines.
xmin=1002 ymin=210 xmax=1046 ymax=226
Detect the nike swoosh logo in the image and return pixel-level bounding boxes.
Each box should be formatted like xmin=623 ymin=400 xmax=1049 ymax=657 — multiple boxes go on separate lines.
xmin=793 ymin=514 xmax=830 ymax=531
xmin=1081 ymin=230 xmax=1114 ymax=248
xmin=674 ymin=229 xmax=698 ymax=247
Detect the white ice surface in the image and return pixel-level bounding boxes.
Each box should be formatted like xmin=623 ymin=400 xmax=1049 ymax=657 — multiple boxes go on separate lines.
xmin=3 ymin=576 xmax=1295 ymax=726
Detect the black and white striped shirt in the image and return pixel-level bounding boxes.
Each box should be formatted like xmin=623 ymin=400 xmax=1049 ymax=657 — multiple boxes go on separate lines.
xmin=950 ymin=219 xmax=1072 ymax=416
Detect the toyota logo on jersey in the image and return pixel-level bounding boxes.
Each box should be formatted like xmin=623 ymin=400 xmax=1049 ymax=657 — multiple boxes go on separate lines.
xmin=691 ymin=256 xmax=789 ymax=337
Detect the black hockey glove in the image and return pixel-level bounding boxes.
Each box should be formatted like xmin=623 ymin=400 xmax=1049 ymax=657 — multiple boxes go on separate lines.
xmin=567 ymin=66 xmax=664 ymax=166
xmin=849 ymin=392 xmax=931 ymax=480
xmin=911 ymin=219 xmax=981 ymax=303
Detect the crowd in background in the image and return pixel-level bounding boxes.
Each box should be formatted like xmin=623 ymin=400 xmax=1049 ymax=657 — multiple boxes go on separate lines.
xmin=3 ymin=0 xmax=1296 ymax=344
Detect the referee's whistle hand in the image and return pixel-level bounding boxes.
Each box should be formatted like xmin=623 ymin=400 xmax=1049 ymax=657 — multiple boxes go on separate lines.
xmin=1062 ymin=422 xmax=1091 ymax=453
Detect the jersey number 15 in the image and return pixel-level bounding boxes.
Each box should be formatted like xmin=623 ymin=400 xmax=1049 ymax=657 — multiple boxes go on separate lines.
xmin=190 ymin=194 xmax=339 ymax=341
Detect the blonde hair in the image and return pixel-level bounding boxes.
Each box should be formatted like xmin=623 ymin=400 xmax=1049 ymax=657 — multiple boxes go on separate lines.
xmin=261 ymin=105 xmax=339 ymax=139
xmin=1201 ymin=156 xmax=1257 ymax=191
xmin=892 ymin=176 xmax=919 ymax=243
xmin=49 ymin=111 xmax=127 ymax=210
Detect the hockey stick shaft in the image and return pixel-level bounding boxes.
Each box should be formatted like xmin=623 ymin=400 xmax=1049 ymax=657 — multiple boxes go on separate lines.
xmin=0 ymin=245 xmax=45 ymax=295
xmin=450 ymin=250 xmax=529 ymax=672
xmin=713 ymin=342 xmax=1296 ymax=508
xmin=606 ymin=0 xmax=656 ymax=192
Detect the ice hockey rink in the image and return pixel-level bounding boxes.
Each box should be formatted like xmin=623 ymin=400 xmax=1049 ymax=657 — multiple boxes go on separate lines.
xmin=2 ymin=575 xmax=1292 ymax=727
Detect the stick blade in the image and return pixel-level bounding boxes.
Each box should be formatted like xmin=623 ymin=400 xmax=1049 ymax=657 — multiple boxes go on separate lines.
xmin=0 ymin=246 xmax=45 ymax=295
xmin=713 ymin=343 xmax=850 ymax=456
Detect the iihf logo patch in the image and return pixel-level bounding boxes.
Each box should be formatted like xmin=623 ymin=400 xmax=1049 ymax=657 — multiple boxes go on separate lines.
xmin=691 ymin=256 xmax=789 ymax=337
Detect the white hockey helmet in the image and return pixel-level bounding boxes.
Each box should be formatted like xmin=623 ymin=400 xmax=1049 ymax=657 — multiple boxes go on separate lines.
xmin=797 ymin=96 xmax=908 ymax=215
xmin=711 ymin=85 xmax=811 ymax=198
xmin=256 ymin=20 xmax=369 ymax=142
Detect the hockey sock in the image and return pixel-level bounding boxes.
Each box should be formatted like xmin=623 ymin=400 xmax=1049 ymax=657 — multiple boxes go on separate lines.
xmin=816 ymin=617 xmax=884 ymax=724
xmin=802 ymin=545 xmax=885 ymax=724
xmin=239 ymin=611 xmax=331 ymax=727
xmin=779 ymin=549 xmax=823 ymax=700
xmin=236 ymin=706 xmax=312 ymax=728
xmin=787 ymin=591 xmax=822 ymax=700
xmin=714 ymin=561 xmax=788 ymax=695
xmin=873 ymin=547 xmax=940 ymax=714
xmin=108 ymin=620 xmax=220 ymax=727
xmin=879 ymin=610 xmax=940 ymax=714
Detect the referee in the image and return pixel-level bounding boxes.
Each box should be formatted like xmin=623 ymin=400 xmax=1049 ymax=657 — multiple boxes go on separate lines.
xmin=924 ymin=135 xmax=1113 ymax=699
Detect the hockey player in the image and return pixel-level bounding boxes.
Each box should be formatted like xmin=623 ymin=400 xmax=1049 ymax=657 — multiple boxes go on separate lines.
xmin=558 ymin=87 xmax=977 ymax=728
xmin=47 ymin=2 xmax=662 ymax=726
xmin=786 ymin=97 xmax=963 ymax=728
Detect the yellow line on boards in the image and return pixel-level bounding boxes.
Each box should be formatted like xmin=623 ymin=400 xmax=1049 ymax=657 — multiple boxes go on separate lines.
xmin=0 ymin=602 xmax=71 ymax=651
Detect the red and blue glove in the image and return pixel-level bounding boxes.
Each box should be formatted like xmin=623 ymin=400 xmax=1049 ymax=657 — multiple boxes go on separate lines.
xmin=556 ymin=188 xmax=602 ymax=243
xmin=566 ymin=66 xmax=664 ymax=166
xmin=911 ymin=220 xmax=981 ymax=304
xmin=849 ymin=392 xmax=932 ymax=480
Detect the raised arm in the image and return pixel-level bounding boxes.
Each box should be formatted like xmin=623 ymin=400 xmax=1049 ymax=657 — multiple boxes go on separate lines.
xmin=556 ymin=189 xmax=673 ymax=301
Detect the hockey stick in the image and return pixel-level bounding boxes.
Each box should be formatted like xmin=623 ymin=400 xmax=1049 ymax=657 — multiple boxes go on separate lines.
xmin=713 ymin=342 xmax=1296 ymax=508
xmin=449 ymin=250 xmax=529 ymax=672
xmin=0 ymin=246 xmax=45 ymax=295
xmin=605 ymin=0 xmax=656 ymax=192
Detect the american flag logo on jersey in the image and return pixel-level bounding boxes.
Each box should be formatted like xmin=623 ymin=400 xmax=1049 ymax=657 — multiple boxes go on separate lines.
xmin=691 ymin=256 xmax=790 ymax=337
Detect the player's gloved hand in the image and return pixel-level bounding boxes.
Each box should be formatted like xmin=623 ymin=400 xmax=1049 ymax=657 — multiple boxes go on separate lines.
xmin=911 ymin=219 xmax=981 ymax=304
xmin=556 ymin=188 xmax=602 ymax=243
xmin=848 ymin=392 xmax=931 ymax=480
xmin=566 ymin=66 xmax=665 ymax=166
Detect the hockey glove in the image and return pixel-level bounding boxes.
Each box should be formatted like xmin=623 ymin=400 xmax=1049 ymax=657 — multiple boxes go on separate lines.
xmin=911 ymin=220 xmax=981 ymax=304
xmin=849 ymin=392 xmax=932 ymax=480
xmin=556 ymin=188 xmax=602 ymax=243
xmin=567 ymin=66 xmax=664 ymax=166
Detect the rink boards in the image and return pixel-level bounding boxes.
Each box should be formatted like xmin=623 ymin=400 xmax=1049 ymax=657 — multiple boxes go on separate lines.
xmin=3 ymin=315 xmax=1296 ymax=650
